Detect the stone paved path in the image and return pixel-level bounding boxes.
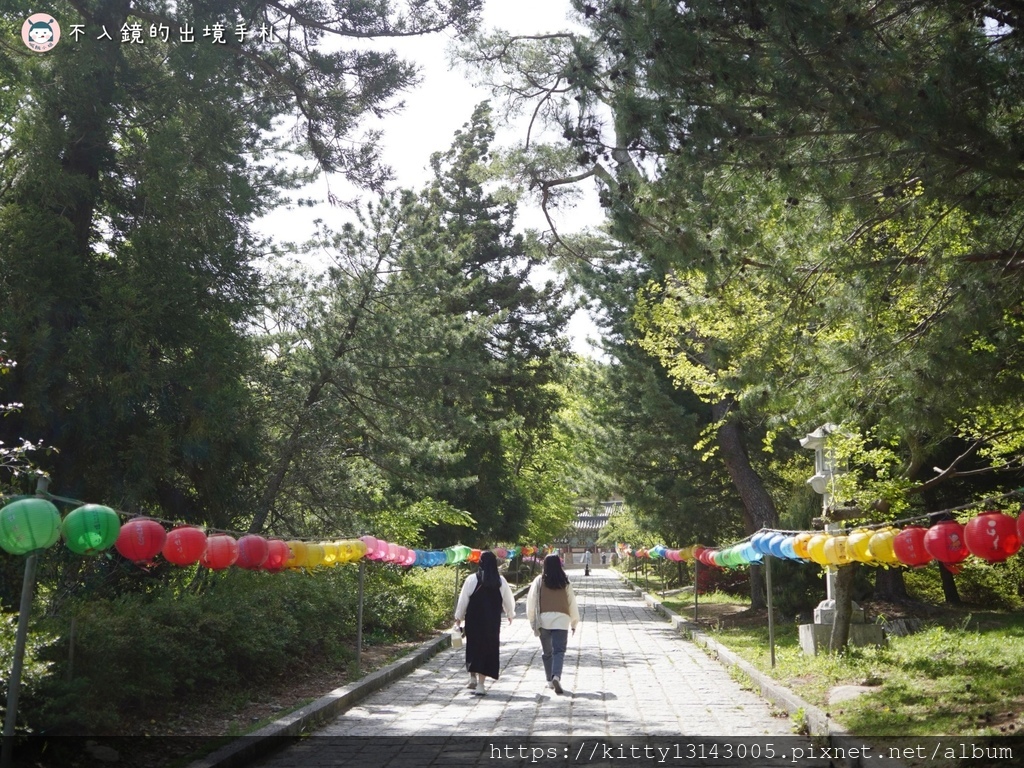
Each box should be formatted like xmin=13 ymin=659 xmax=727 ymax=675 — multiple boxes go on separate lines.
xmin=251 ymin=568 xmax=825 ymax=768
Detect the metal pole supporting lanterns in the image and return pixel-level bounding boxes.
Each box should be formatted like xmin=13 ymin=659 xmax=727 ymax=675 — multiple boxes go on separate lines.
xmin=1 ymin=476 xmax=52 ymax=768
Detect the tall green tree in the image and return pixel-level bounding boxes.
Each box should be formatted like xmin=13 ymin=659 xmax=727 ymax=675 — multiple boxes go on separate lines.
xmin=252 ymin=105 xmax=572 ymax=544
xmin=463 ymin=0 xmax=1024 ymax=520
xmin=0 ymin=0 xmax=482 ymax=524
xmin=461 ymin=1 xmax=1024 ymax=631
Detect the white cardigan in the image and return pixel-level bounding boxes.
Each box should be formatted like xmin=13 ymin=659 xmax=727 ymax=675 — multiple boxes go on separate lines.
xmin=454 ymin=572 xmax=516 ymax=622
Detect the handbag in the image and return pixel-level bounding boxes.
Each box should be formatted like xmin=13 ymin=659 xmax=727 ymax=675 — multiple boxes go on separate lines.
xmin=450 ymin=625 xmax=464 ymax=648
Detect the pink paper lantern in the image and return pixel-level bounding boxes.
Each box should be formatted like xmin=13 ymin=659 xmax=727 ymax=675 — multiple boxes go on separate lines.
xmin=236 ymin=534 xmax=270 ymax=570
xmin=200 ymin=534 xmax=238 ymax=570
xmin=360 ymin=535 xmax=380 ymax=559
xmin=263 ymin=539 xmax=290 ymax=572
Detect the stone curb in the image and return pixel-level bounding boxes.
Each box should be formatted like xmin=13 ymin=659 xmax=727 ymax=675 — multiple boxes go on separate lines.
xmin=616 ymin=571 xmax=905 ymax=768
xmin=186 ymin=583 xmax=532 ymax=768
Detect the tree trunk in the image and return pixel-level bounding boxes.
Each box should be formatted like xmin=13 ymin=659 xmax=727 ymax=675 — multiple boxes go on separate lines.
xmin=712 ymin=400 xmax=778 ymax=609
xmin=873 ymin=566 xmax=909 ymax=601
xmin=829 ymin=564 xmax=857 ymax=653
xmin=938 ymin=562 xmax=961 ymax=604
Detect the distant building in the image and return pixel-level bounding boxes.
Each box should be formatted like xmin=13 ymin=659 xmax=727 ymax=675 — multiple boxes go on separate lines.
xmin=558 ymin=500 xmax=624 ymax=556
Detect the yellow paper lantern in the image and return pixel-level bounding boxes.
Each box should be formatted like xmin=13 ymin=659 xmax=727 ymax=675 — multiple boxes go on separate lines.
xmin=823 ymin=535 xmax=853 ymax=566
xmin=285 ymin=540 xmax=307 ymax=569
xmin=321 ymin=542 xmax=339 ymax=566
xmin=303 ymin=543 xmax=325 ymax=568
xmin=807 ymin=534 xmax=830 ymax=565
xmin=867 ymin=528 xmax=901 ymax=566
xmin=350 ymin=539 xmax=367 ymax=559
xmin=334 ymin=541 xmax=352 ymax=563
xmin=847 ymin=528 xmax=876 ymax=564
xmin=792 ymin=533 xmax=814 ymax=560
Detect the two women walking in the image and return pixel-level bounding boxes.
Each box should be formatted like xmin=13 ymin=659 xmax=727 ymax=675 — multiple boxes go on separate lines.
xmin=455 ymin=551 xmax=580 ymax=697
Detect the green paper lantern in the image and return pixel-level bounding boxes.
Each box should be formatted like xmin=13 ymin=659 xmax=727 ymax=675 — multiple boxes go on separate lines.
xmin=0 ymin=498 xmax=62 ymax=555
xmin=62 ymin=504 xmax=121 ymax=555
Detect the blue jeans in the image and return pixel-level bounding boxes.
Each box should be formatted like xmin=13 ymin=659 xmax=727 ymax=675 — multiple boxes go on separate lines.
xmin=539 ymin=628 xmax=568 ymax=681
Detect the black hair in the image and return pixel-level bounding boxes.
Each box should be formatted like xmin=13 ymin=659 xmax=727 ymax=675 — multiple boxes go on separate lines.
xmin=541 ymin=553 xmax=569 ymax=590
xmin=476 ymin=550 xmax=501 ymax=589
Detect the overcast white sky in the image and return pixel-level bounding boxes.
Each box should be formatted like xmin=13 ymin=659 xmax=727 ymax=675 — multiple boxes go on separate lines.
xmin=256 ymin=0 xmax=606 ymax=356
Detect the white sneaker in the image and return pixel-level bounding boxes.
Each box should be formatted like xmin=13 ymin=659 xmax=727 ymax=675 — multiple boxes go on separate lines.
xmin=551 ymin=676 xmax=563 ymax=694
xmin=467 ymin=674 xmax=477 ymax=690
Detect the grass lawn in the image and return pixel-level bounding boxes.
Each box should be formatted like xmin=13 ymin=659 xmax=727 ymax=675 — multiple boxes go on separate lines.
xmin=697 ymin=611 xmax=1024 ymax=738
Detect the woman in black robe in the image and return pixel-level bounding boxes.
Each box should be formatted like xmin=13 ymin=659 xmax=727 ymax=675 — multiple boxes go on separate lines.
xmin=454 ymin=550 xmax=516 ymax=695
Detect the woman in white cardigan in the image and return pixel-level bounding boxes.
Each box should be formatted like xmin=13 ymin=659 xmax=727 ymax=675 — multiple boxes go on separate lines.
xmin=526 ymin=553 xmax=580 ymax=694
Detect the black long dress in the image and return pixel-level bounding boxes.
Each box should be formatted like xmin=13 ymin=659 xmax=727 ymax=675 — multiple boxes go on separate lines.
xmin=464 ymin=576 xmax=505 ymax=680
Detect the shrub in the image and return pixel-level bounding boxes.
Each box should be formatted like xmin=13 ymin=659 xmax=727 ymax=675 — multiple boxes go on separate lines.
xmin=29 ymin=563 xmax=457 ymax=735
xmin=0 ymin=613 xmax=58 ymax=737
xmin=904 ymin=558 xmax=1023 ymax=609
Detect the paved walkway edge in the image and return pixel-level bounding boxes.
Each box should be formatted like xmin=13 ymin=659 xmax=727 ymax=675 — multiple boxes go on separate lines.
xmin=617 ymin=572 xmax=904 ymax=768
xmin=185 ymin=632 xmax=450 ymax=768
xmin=186 ymin=584 xmax=531 ymax=768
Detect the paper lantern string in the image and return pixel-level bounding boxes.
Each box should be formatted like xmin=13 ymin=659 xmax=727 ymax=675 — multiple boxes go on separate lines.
xmin=0 ymin=490 xmax=535 ymax=570
xmin=630 ymin=488 xmax=1024 ymax=567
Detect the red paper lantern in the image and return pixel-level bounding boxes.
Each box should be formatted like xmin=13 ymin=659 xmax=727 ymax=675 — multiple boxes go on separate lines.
xmin=162 ymin=526 xmax=207 ymax=565
xmin=263 ymin=539 xmax=290 ymax=572
xmin=892 ymin=526 xmax=933 ymax=567
xmin=698 ymin=548 xmax=719 ymax=567
xmin=235 ymin=534 xmax=270 ymax=570
xmin=200 ymin=534 xmax=238 ymax=570
xmin=923 ymin=521 xmax=969 ymax=565
xmin=964 ymin=511 xmax=1021 ymax=562
xmin=115 ymin=518 xmax=167 ymax=563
